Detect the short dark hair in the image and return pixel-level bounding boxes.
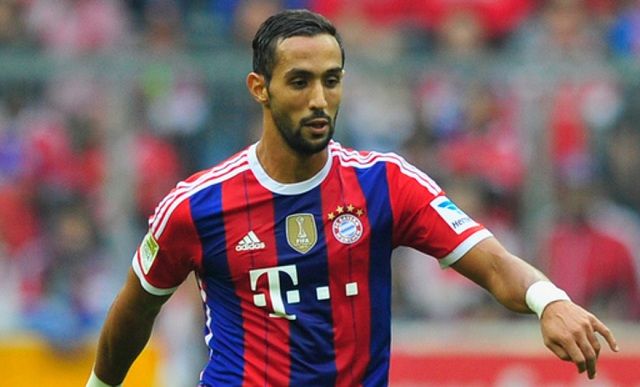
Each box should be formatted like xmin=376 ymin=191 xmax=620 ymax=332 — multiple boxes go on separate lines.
xmin=252 ymin=9 xmax=345 ymax=82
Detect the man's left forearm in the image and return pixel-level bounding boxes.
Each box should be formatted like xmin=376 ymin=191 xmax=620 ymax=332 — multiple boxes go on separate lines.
xmin=452 ymin=237 xmax=547 ymax=313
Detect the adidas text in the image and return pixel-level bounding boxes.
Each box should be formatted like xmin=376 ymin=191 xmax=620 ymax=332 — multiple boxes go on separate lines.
xmin=236 ymin=231 xmax=266 ymax=251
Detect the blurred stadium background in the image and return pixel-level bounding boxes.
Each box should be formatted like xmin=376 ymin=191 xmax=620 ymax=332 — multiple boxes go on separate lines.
xmin=0 ymin=0 xmax=639 ymax=386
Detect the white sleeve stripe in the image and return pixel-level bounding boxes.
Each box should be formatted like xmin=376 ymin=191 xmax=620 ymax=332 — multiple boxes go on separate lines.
xmin=149 ymin=154 xmax=245 ymax=225
xmin=336 ymin=154 xmax=441 ymax=195
xmin=384 ymin=152 xmax=441 ymax=194
xmin=438 ymin=229 xmax=494 ymax=268
xmin=131 ymin=253 xmax=178 ymax=296
xmin=149 ymin=151 xmax=249 ymax=229
xmin=388 ymin=153 xmax=441 ymax=193
xmin=334 ymin=148 xmax=441 ymax=195
xmin=339 ymin=158 xmax=440 ymax=195
xmin=151 ymin=163 xmax=250 ymax=239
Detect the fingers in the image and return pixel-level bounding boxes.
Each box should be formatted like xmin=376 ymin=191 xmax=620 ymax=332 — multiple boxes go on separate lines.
xmin=546 ymin=324 xmax=599 ymax=379
xmin=546 ymin=337 xmax=588 ymax=376
xmin=562 ymin=340 xmax=588 ymax=376
xmin=541 ymin=303 xmax=619 ymax=380
xmin=577 ymin=336 xmax=598 ymax=379
xmin=592 ymin=317 xmax=620 ymax=352
xmin=558 ymin=337 xmax=598 ymax=379
xmin=547 ymin=342 xmax=571 ymax=361
xmin=586 ymin=329 xmax=601 ymax=359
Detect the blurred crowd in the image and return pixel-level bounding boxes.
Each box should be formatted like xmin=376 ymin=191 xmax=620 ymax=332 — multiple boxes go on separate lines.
xmin=0 ymin=0 xmax=639 ymax=361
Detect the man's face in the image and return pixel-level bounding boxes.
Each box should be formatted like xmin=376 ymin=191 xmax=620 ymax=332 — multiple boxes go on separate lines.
xmin=266 ymin=34 xmax=343 ymax=155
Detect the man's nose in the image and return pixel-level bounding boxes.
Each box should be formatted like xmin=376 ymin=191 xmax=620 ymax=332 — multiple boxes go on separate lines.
xmin=308 ymin=81 xmax=328 ymax=110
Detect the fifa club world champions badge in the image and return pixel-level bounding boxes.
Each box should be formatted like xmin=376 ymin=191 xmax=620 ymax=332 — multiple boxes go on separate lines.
xmin=328 ymin=204 xmax=364 ymax=244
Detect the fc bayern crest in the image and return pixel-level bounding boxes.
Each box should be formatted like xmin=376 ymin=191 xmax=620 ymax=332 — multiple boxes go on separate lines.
xmin=332 ymin=213 xmax=363 ymax=244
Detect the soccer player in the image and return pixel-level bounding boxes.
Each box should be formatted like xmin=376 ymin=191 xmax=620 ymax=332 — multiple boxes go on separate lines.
xmin=86 ymin=9 xmax=618 ymax=387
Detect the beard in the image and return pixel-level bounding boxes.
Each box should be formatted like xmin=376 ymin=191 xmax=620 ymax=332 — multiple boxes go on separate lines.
xmin=269 ymin=99 xmax=338 ymax=156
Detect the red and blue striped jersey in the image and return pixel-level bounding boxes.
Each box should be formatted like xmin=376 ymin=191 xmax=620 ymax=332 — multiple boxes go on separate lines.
xmin=132 ymin=141 xmax=492 ymax=386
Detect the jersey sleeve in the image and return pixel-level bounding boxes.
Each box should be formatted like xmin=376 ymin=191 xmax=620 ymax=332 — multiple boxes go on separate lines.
xmin=386 ymin=158 xmax=493 ymax=268
xmin=132 ymin=189 xmax=202 ymax=295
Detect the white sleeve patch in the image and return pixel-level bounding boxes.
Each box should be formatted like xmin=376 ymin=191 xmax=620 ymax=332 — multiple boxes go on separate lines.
xmin=430 ymin=196 xmax=478 ymax=235
xmin=140 ymin=232 xmax=160 ymax=274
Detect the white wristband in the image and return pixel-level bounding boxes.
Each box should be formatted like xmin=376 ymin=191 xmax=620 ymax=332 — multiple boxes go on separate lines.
xmin=86 ymin=370 xmax=122 ymax=387
xmin=525 ymin=281 xmax=571 ymax=319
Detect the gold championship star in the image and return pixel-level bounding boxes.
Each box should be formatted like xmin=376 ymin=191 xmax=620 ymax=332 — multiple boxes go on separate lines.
xmin=347 ymin=204 xmax=355 ymax=212
xmin=336 ymin=205 xmax=344 ymax=214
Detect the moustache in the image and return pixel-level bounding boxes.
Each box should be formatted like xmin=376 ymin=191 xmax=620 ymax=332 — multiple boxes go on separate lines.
xmin=300 ymin=111 xmax=332 ymax=126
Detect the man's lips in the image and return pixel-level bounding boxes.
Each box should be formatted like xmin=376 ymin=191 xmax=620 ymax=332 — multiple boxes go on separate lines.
xmin=304 ymin=118 xmax=329 ymax=127
xmin=303 ymin=118 xmax=330 ymax=134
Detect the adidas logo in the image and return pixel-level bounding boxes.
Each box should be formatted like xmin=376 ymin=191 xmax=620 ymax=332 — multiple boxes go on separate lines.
xmin=235 ymin=231 xmax=266 ymax=251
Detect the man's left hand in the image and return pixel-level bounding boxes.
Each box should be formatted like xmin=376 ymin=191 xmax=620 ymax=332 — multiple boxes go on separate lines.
xmin=540 ymin=300 xmax=619 ymax=379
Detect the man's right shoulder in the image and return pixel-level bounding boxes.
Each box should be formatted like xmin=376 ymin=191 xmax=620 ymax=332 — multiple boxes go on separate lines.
xmin=150 ymin=148 xmax=252 ymax=226
xmin=182 ymin=147 xmax=252 ymax=186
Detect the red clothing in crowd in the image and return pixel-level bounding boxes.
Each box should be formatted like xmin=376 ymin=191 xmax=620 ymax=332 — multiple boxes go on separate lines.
xmin=311 ymin=0 xmax=534 ymax=37
xmin=541 ymin=215 xmax=640 ymax=319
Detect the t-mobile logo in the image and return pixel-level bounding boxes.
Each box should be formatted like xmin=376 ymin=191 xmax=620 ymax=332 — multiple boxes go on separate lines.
xmin=249 ymin=264 xmax=359 ymax=320
xmin=250 ymin=265 xmax=299 ymax=320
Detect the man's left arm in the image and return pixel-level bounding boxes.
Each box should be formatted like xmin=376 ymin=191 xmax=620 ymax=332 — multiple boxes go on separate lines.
xmin=451 ymin=237 xmax=619 ymax=379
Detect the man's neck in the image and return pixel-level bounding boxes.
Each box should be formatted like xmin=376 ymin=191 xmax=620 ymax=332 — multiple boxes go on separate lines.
xmin=255 ymin=132 xmax=329 ymax=184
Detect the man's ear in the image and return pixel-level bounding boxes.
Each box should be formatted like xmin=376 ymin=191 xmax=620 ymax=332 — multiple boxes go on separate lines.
xmin=247 ymin=72 xmax=269 ymax=105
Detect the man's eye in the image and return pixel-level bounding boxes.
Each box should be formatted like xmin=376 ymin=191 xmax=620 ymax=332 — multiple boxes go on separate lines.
xmin=291 ymin=79 xmax=307 ymax=88
xmin=325 ymin=77 xmax=341 ymax=87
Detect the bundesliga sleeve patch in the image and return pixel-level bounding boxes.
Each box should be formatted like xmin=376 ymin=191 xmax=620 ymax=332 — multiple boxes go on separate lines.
xmin=140 ymin=232 xmax=160 ymax=275
xmin=430 ymin=196 xmax=478 ymax=235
